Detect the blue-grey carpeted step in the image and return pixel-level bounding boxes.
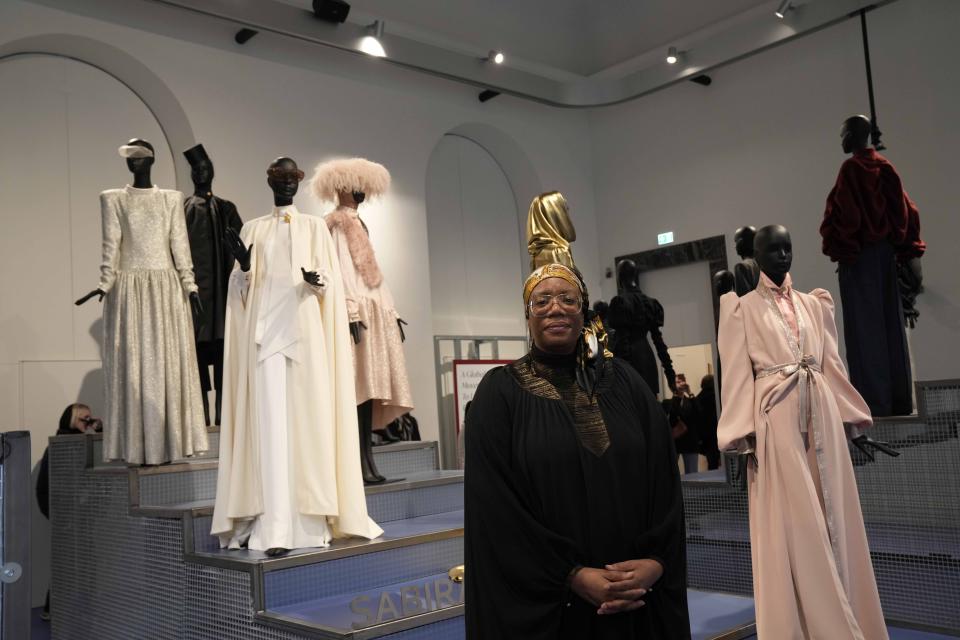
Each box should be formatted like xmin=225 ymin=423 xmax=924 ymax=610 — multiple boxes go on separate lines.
xmin=130 ymin=441 xmax=443 ymax=507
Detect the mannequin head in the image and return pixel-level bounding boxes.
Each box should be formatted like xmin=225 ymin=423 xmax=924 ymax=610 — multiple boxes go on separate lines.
xmin=754 ymin=225 xmax=792 ymax=286
xmin=337 ymin=190 xmax=366 ymax=209
xmin=733 ymin=226 xmax=757 ymax=259
xmin=267 ymin=157 xmax=304 ymax=206
xmin=124 ymin=138 xmax=155 ymax=175
xmin=616 ymin=258 xmax=640 ymax=292
xmin=713 ymin=269 xmax=735 ymax=296
xmin=841 ymin=115 xmax=872 ymax=154
xmin=184 ymin=144 xmax=214 ymax=193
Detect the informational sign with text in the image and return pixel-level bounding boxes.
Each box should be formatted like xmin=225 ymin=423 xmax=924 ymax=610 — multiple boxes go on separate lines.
xmin=453 ymin=359 xmax=512 ymax=434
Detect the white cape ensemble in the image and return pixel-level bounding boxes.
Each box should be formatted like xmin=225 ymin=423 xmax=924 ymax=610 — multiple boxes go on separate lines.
xmin=212 ymin=206 xmax=382 ymax=547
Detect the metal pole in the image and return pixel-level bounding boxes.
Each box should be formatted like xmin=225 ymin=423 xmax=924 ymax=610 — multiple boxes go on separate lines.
xmin=859 ymin=8 xmax=885 ymax=150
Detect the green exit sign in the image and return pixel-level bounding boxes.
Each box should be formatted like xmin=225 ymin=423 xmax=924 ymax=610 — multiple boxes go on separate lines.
xmin=657 ymin=231 xmax=674 ymax=245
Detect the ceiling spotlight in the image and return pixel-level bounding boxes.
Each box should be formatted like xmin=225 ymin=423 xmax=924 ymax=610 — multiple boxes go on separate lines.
xmin=486 ymin=50 xmax=505 ymax=65
xmin=775 ymin=0 xmax=793 ymax=19
xmin=666 ymin=46 xmax=679 ymax=64
xmin=359 ymin=20 xmax=386 ymax=57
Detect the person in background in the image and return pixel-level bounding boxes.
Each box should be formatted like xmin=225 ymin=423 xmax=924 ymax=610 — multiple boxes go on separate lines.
xmin=35 ymin=403 xmax=102 ymax=621
xmin=696 ymin=375 xmax=721 ymax=470
xmin=662 ymin=374 xmax=702 ymax=475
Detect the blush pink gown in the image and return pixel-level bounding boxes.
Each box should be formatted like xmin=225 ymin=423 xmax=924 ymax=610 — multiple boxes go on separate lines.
xmin=717 ymin=274 xmax=887 ymax=640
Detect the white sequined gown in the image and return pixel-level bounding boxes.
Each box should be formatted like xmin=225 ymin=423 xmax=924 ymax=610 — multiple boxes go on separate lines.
xmin=98 ymin=185 xmax=208 ymax=465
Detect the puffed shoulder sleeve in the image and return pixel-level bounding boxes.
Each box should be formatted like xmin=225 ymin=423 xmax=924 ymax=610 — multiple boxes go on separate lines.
xmin=717 ymin=292 xmax=756 ymax=450
xmin=811 ymin=288 xmax=872 ymax=430
xmin=97 ymin=192 xmax=122 ymax=293
xmin=168 ymin=191 xmax=198 ymax=294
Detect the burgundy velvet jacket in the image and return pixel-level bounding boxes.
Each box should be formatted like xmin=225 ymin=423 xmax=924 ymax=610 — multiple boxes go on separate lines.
xmin=820 ymin=148 xmax=926 ymax=264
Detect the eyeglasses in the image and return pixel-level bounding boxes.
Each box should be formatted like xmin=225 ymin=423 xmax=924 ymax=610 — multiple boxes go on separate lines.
xmin=528 ymin=293 xmax=582 ymax=317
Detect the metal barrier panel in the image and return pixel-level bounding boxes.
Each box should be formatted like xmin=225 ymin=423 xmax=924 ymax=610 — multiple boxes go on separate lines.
xmin=1 ymin=431 xmax=31 ymax=640
xmin=433 ymin=336 xmax=527 ymax=469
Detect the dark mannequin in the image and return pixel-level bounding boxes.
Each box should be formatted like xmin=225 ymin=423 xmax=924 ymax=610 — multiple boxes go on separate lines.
xmin=713 ymin=269 xmax=735 ymax=297
xmin=336 ymin=189 xmax=409 ymax=347
xmin=822 ymin=116 xmax=924 ymax=415
xmin=840 ymin=115 xmax=872 ymax=154
xmin=608 ymin=259 xmax=676 ymax=395
xmin=334 ymin=189 xmax=402 ymax=479
xmin=733 ymin=225 xmax=761 ymax=297
xmin=183 ymin=144 xmax=243 ymax=426
xmin=753 ymin=225 xmax=899 ymax=462
xmin=224 ymin=158 xmax=321 ymax=288
xmin=222 ymin=157 xmax=325 ymax=557
xmin=76 ymin=139 xmax=204 ymax=326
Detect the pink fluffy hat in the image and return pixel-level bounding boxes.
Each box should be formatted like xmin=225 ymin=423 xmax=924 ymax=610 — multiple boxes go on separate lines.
xmin=309 ymin=157 xmax=391 ymax=202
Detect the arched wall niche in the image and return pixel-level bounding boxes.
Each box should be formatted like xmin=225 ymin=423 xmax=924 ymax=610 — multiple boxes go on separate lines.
xmin=0 ymin=33 xmax=196 ymax=191
xmin=424 ymin=122 xmax=545 ymax=338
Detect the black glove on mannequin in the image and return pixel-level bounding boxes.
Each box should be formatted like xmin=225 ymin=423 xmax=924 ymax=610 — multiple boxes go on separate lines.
xmin=350 ymin=321 xmax=367 ymax=345
xmin=300 ymin=267 xmax=324 ymax=287
xmin=75 ymin=289 xmax=105 ymax=305
xmin=851 ymin=435 xmax=900 ymax=462
xmin=189 ymin=292 xmax=204 ymax=334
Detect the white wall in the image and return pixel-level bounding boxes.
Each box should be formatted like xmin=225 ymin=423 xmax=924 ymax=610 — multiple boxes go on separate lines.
xmin=0 ymin=0 xmax=601 ymax=607
xmin=425 ymin=134 xmax=527 ymax=338
xmin=0 ymin=0 xmax=601 ymax=444
xmin=589 ymin=0 xmax=960 ymax=381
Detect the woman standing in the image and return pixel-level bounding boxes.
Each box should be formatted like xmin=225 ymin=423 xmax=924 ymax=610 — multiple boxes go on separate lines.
xmin=464 ymin=263 xmax=689 ymax=639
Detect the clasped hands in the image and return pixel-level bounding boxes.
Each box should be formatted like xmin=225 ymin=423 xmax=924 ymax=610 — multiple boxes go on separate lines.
xmin=570 ymin=558 xmax=662 ymax=616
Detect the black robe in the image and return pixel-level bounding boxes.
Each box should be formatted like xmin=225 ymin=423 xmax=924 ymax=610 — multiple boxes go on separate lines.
xmin=464 ymin=352 xmax=689 ymax=640
xmin=608 ymin=292 xmax=673 ymax=395
xmin=183 ymin=194 xmax=242 ymax=344
xmin=733 ymin=257 xmax=760 ymax=297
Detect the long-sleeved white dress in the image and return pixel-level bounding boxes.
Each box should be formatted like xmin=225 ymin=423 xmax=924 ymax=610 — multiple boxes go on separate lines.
xmin=98 ymin=185 xmax=207 ymax=465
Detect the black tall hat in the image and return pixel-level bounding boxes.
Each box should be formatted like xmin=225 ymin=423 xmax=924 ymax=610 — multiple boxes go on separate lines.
xmin=183 ymin=143 xmax=211 ymax=167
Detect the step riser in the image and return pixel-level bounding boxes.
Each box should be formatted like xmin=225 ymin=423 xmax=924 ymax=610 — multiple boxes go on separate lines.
xmin=368 ymin=483 xmax=463 ymax=523
xmin=264 ymin=537 xmax=463 ymax=609
xmin=93 ymin=432 xmax=221 ymax=466
xmin=136 ymin=447 xmax=443 ymax=507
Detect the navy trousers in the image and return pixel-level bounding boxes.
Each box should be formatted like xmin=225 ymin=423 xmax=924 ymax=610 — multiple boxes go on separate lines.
xmin=838 ymin=242 xmax=913 ymax=416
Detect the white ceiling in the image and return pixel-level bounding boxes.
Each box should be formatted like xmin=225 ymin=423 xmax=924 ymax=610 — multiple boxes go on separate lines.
xmin=285 ymin=0 xmax=773 ymax=76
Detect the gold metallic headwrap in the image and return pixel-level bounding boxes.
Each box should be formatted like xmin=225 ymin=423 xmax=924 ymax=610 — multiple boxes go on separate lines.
xmin=527 ymin=191 xmax=576 ymax=271
xmin=523 ymin=263 xmax=584 ymax=307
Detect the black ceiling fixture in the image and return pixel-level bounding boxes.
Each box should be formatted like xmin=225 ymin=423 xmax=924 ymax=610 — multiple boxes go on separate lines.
xmin=858 ymin=8 xmax=885 ymax=150
xmin=235 ymin=28 xmax=258 ymax=44
xmin=478 ymin=89 xmax=501 ymax=103
xmin=689 ymin=74 xmax=712 ymax=86
xmin=312 ymin=0 xmax=350 ymax=24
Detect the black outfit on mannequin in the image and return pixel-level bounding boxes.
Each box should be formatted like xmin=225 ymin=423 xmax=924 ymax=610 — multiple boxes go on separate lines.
xmin=696 ymin=377 xmax=720 ymax=470
xmin=608 ymin=292 xmax=674 ymax=395
xmin=464 ymin=347 xmax=689 ymax=639
xmin=837 ymin=242 xmax=913 ymax=416
xmin=183 ymin=144 xmax=242 ymax=425
xmin=733 ymin=259 xmax=760 ymax=297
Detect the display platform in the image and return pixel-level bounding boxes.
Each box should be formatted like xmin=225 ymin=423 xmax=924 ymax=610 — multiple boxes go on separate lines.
xmin=44 ymin=379 xmax=959 ymax=638
xmin=684 ymin=379 xmax=960 ymax=636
